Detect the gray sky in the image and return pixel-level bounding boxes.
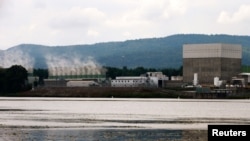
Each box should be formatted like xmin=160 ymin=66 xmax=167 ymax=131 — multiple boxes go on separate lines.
xmin=0 ymin=0 xmax=249 ymax=50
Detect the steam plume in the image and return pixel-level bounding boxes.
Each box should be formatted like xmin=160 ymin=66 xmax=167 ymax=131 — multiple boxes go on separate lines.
xmin=0 ymin=48 xmax=34 ymax=73
xmin=45 ymin=54 xmax=106 ymax=78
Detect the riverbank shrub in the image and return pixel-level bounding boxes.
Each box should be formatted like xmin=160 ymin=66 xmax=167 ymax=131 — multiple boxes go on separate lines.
xmin=0 ymin=65 xmax=30 ymax=94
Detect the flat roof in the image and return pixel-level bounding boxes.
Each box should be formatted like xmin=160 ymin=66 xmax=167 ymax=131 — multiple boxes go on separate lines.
xmin=238 ymin=73 xmax=250 ymax=76
xmin=183 ymin=43 xmax=242 ymax=59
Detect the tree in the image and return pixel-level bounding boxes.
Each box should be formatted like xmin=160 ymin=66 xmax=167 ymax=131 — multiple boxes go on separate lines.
xmin=134 ymin=67 xmax=147 ymax=76
xmin=5 ymin=65 xmax=28 ymax=93
xmin=0 ymin=68 xmax=6 ymax=92
xmin=105 ymin=66 xmax=123 ymax=79
xmin=33 ymin=68 xmax=48 ymax=85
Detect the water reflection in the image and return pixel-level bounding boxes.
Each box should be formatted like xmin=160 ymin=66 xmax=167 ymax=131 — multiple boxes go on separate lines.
xmin=1 ymin=128 xmax=187 ymax=141
xmin=0 ymin=98 xmax=250 ymax=129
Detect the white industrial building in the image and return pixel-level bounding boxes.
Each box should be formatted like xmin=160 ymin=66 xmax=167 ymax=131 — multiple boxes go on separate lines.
xmin=44 ymin=79 xmax=101 ymax=87
xmin=111 ymin=72 xmax=169 ymax=87
xmin=111 ymin=77 xmax=147 ymax=87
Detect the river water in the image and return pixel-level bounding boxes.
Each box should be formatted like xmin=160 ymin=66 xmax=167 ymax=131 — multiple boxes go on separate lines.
xmin=0 ymin=97 xmax=250 ymax=140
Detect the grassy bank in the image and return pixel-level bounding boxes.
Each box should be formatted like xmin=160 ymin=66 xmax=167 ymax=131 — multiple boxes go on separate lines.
xmin=3 ymin=87 xmax=194 ymax=98
xmin=2 ymin=87 xmax=250 ymax=99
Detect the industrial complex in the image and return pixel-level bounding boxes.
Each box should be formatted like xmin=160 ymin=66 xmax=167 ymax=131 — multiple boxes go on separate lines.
xmin=37 ymin=43 xmax=249 ymax=92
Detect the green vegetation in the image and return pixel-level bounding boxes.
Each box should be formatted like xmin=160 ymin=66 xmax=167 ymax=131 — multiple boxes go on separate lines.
xmin=242 ymin=65 xmax=250 ymax=73
xmin=0 ymin=65 xmax=31 ymax=94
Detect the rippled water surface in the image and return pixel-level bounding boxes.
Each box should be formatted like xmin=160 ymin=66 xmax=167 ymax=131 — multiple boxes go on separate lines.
xmin=0 ymin=97 xmax=250 ymax=130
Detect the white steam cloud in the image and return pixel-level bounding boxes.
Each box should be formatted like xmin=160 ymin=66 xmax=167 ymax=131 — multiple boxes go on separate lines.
xmin=0 ymin=48 xmax=106 ymax=77
xmin=0 ymin=48 xmax=34 ymax=72
xmin=45 ymin=54 xmax=106 ymax=77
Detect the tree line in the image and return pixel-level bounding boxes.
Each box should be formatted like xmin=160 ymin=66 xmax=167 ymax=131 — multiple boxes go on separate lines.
xmin=105 ymin=66 xmax=183 ymax=79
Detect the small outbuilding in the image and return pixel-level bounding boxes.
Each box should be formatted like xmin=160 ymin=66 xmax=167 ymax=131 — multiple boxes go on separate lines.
xmin=236 ymin=73 xmax=250 ymax=86
xmin=66 ymin=81 xmax=99 ymax=87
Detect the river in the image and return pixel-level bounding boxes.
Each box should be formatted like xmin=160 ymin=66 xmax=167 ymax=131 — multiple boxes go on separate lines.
xmin=0 ymin=97 xmax=250 ymax=140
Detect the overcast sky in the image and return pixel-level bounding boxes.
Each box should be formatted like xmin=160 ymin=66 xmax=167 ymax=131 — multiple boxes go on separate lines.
xmin=0 ymin=0 xmax=249 ymax=50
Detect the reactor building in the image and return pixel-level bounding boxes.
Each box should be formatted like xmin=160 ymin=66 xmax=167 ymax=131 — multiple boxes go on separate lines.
xmin=183 ymin=43 xmax=242 ymax=84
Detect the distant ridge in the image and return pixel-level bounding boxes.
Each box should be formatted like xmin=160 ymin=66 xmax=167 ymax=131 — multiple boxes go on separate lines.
xmin=1 ymin=34 xmax=250 ymax=69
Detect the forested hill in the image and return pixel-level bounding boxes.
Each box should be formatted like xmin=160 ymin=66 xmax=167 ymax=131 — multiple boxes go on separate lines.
xmin=1 ymin=34 xmax=250 ymax=69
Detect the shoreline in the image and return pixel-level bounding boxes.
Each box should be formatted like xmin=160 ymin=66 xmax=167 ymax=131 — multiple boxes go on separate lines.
xmin=2 ymin=87 xmax=250 ymax=99
xmin=2 ymin=87 xmax=194 ymax=98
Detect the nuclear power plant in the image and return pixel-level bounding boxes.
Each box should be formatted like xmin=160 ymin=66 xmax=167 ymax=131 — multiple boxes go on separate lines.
xmin=44 ymin=43 xmax=246 ymax=88
xmin=183 ymin=43 xmax=242 ymax=84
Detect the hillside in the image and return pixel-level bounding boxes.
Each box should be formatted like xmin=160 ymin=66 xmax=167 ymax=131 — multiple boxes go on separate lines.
xmin=1 ymin=34 xmax=250 ymax=69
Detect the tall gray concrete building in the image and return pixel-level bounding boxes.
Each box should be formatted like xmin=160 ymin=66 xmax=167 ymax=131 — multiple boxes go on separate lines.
xmin=183 ymin=43 xmax=242 ymax=84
